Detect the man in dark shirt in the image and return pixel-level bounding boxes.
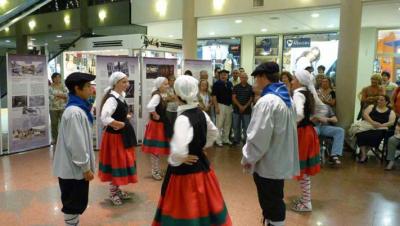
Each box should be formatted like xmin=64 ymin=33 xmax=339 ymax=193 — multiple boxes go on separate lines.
xmin=232 ymin=72 xmax=253 ymax=145
xmin=212 ymin=69 xmax=233 ymax=146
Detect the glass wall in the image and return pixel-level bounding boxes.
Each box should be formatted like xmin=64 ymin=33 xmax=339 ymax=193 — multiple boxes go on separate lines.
xmin=254 ymin=35 xmax=279 ymax=67
xmin=282 ymin=33 xmax=339 ymax=81
xmin=376 ymin=29 xmax=400 ymax=81
xmin=197 ymin=37 xmax=241 ymax=71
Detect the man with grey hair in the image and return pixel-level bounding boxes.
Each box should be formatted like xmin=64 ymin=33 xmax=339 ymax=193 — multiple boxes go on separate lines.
xmin=230 ymin=69 xmax=240 ymax=86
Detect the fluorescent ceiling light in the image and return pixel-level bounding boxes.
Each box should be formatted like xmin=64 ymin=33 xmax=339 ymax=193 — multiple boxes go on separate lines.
xmin=311 ymin=13 xmax=320 ymax=18
xmin=56 ymin=35 xmax=62 ymax=38
xmin=209 ymin=32 xmax=215 ymax=35
xmin=30 ymin=38 xmax=36 ymax=41
xmin=261 ymin=28 xmax=268 ymax=32
xmin=5 ymin=40 xmax=10 ymax=43
xmin=155 ymin=0 xmax=167 ymax=17
xmin=213 ymin=0 xmax=225 ymax=11
xmin=235 ymin=19 xmax=242 ymax=24
xmin=168 ymin=35 xmax=174 ymax=38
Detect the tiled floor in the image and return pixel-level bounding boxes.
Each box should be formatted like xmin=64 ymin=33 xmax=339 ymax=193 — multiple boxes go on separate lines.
xmin=0 ymin=145 xmax=399 ymax=226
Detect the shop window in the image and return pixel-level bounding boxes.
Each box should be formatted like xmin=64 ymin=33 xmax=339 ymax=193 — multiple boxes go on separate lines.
xmin=376 ymin=29 xmax=400 ymax=82
xmin=254 ymin=36 xmax=279 ymax=67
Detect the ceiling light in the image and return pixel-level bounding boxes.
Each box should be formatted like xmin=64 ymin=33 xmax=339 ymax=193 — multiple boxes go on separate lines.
xmin=235 ymin=19 xmax=242 ymax=24
xmin=168 ymin=35 xmax=174 ymax=38
xmin=311 ymin=13 xmax=320 ymax=18
xmin=213 ymin=0 xmax=225 ymax=11
xmin=4 ymin=27 xmax=9 ymax=32
xmin=28 ymin=46 xmax=33 ymax=50
xmin=209 ymin=32 xmax=215 ymax=35
xmin=30 ymin=38 xmax=36 ymax=41
xmin=155 ymin=0 xmax=167 ymax=17
xmin=64 ymin=15 xmax=70 ymax=26
xmin=44 ymin=43 xmax=48 ymax=46
xmin=261 ymin=28 xmax=268 ymax=32
xmin=0 ymin=0 xmax=7 ymax=8
xmin=230 ymin=37 xmax=236 ymax=39
xmin=98 ymin=9 xmax=107 ymax=21
xmin=5 ymin=40 xmax=10 ymax=43
xmin=56 ymin=35 xmax=62 ymax=38
xmin=28 ymin=20 xmax=36 ymax=30
xmin=327 ymin=24 xmax=334 ymax=28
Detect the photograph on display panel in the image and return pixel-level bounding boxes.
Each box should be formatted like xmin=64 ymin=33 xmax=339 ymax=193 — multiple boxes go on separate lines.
xmin=11 ymin=61 xmax=45 ymax=77
xmin=29 ymin=95 xmax=45 ymax=107
xmin=107 ymin=61 xmax=130 ymax=77
xmin=12 ymin=96 xmax=28 ymax=108
xmin=146 ymin=64 xmax=174 ymax=79
xmin=126 ymin=80 xmax=135 ymax=98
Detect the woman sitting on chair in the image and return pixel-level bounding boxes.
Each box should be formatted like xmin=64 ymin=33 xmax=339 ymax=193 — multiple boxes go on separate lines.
xmin=356 ymin=95 xmax=396 ymax=163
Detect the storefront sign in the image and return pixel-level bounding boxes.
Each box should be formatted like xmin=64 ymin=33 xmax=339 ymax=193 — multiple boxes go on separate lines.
xmin=285 ymin=38 xmax=311 ymax=48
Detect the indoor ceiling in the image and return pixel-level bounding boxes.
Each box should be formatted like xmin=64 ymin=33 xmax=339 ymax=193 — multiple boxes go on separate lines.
xmin=144 ymin=1 xmax=400 ymax=39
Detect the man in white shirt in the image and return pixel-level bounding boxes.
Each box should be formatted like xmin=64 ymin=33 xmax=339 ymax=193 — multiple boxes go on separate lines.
xmin=242 ymin=62 xmax=300 ymax=226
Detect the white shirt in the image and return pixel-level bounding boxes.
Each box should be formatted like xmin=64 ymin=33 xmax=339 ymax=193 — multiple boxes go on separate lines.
xmin=242 ymin=93 xmax=300 ymax=179
xmin=147 ymin=94 xmax=161 ymax=113
xmin=293 ymin=87 xmax=307 ymax=122
xmin=100 ymin=90 xmax=126 ymax=126
xmin=168 ymin=104 xmax=218 ymax=166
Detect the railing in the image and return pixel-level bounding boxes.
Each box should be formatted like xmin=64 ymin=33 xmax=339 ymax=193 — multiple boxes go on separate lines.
xmin=33 ymin=0 xmax=129 ymax=14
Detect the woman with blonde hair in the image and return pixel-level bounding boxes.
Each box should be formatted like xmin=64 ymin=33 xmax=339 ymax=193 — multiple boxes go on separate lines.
xmin=357 ymin=74 xmax=386 ymax=119
xmin=198 ymin=79 xmax=212 ymax=115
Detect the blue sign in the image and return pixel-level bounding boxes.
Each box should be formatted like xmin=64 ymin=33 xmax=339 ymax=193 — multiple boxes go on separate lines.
xmin=285 ymin=38 xmax=311 ymax=48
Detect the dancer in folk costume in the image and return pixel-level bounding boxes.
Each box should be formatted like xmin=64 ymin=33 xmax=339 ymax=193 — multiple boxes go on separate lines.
xmin=242 ymin=62 xmax=300 ymax=226
xmin=53 ymin=72 xmax=96 ymax=226
xmin=290 ymin=69 xmax=321 ymax=212
xmin=98 ymin=72 xmax=138 ymax=206
xmin=142 ymin=77 xmax=173 ymax=180
xmin=152 ymin=75 xmax=232 ymax=226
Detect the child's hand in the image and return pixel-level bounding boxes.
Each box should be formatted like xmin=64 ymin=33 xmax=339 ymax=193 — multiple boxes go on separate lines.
xmin=83 ymin=170 xmax=94 ymax=181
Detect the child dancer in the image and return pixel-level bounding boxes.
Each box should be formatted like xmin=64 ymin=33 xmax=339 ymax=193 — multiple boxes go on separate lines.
xmin=142 ymin=77 xmax=172 ymax=180
xmin=291 ymin=70 xmax=321 ymax=212
xmin=152 ymin=75 xmax=232 ymax=226
xmin=98 ymin=71 xmax=138 ymax=206
xmin=53 ymin=72 xmax=96 ymax=226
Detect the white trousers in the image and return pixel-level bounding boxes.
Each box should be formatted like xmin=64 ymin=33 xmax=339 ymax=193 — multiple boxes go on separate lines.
xmin=216 ymin=103 xmax=232 ymax=143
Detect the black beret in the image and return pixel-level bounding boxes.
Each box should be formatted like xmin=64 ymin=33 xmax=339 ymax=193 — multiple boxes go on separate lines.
xmin=251 ymin=62 xmax=280 ymax=76
xmin=65 ymin=72 xmax=95 ymax=90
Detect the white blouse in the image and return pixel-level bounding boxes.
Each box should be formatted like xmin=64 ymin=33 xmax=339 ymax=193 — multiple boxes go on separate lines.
xmin=292 ymin=87 xmax=307 ymax=122
xmin=168 ymin=104 xmax=218 ymax=166
xmin=146 ymin=94 xmax=161 ymax=113
xmin=100 ymin=90 xmax=126 ymax=126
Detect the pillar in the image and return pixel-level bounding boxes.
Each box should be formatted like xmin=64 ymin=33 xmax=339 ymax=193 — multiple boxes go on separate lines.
xmin=182 ymin=0 xmax=197 ymax=60
xmin=336 ymin=0 xmax=362 ymax=129
xmin=15 ymin=21 xmax=28 ymax=54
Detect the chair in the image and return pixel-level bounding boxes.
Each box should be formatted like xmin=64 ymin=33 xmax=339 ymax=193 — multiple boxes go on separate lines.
xmin=369 ymin=129 xmax=394 ymax=163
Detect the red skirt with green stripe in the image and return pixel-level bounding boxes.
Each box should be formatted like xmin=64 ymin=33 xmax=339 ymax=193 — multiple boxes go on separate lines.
xmin=142 ymin=120 xmax=170 ymax=155
xmin=295 ymin=125 xmax=320 ymax=179
xmin=152 ymin=169 xmax=232 ymax=226
xmin=98 ymin=132 xmax=138 ymax=186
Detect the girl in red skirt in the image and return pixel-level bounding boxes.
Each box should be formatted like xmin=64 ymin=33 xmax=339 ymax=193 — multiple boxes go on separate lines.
xmin=98 ymin=72 xmax=138 ymax=206
xmin=142 ymin=77 xmax=172 ymax=180
xmin=152 ymin=75 xmax=232 ymax=226
xmin=290 ymin=70 xmax=321 ymax=212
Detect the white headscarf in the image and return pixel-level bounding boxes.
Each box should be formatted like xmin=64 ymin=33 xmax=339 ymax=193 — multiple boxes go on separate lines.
xmin=152 ymin=77 xmax=167 ymax=93
xmin=294 ymin=69 xmax=324 ymax=107
xmin=104 ymin=71 xmax=127 ymax=92
xmin=174 ymin=75 xmax=199 ymax=104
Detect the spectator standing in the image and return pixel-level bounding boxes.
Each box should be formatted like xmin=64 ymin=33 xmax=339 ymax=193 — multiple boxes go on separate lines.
xmin=212 ymin=69 xmax=233 ymax=146
xmin=49 ymin=72 xmax=68 ymax=145
xmin=232 ymin=72 xmax=253 ymax=145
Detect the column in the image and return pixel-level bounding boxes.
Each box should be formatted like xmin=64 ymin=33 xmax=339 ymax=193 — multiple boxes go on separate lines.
xmin=80 ymin=0 xmax=91 ymax=35
xmin=15 ymin=21 xmax=28 ymax=54
xmin=241 ymin=35 xmax=255 ymax=75
xmin=182 ymin=0 xmax=197 ymax=60
xmin=336 ymin=0 xmax=362 ymax=129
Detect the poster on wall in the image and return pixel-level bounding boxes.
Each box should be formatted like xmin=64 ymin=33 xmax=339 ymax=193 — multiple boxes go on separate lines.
xmin=141 ymin=57 xmax=177 ymax=139
xmin=183 ymin=59 xmax=213 ymax=86
xmin=95 ymin=56 xmax=139 ymax=147
xmin=7 ymin=54 xmax=49 ymax=153
xmin=282 ymin=34 xmax=339 ymax=82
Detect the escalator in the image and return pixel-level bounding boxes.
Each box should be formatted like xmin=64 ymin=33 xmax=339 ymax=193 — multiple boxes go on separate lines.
xmin=0 ymin=0 xmax=52 ymax=31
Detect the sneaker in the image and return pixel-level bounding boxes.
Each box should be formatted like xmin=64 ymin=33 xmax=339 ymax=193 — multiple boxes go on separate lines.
xmin=385 ymin=161 xmax=395 ymax=171
xmin=223 ymin=140 xmax=232 ymax=145
xmin=291 ymin=201 xmax=312 ymax=212
xmin=328 ymin=156 xmax=341 ymax=165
